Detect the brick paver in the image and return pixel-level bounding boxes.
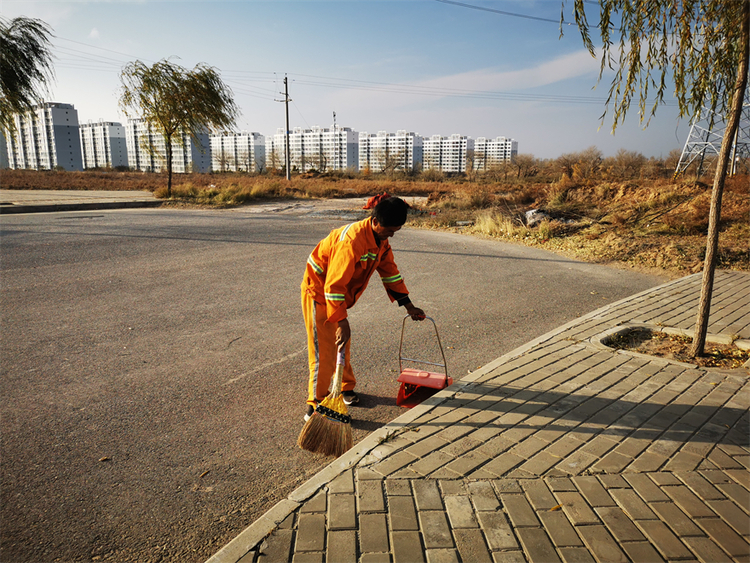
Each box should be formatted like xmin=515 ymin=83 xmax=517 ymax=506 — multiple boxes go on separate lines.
xmin=207 ymin=271 xmax=750 ymax=563
xmin=359 ymin=513 xmax=389 ymax=553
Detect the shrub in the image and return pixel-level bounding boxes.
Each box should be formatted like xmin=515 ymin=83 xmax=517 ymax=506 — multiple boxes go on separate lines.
xmin=421 ymin=168 xmax=444 ymax=182
xmin=473 ymin=211 xmax=528 ymax=238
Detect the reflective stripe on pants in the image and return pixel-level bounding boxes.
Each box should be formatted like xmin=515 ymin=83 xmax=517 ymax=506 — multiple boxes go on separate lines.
xmin=302 ymin=289 xmax=355 ymax=406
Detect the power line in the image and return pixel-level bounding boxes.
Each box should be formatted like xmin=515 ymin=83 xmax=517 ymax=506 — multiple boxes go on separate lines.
xmin=55 ymin=45 xmax=130 ymax=65
xmin=433 ymin=0 xmax=574 ymax=25
xmin=288 ymin=72 xmax=678 ymax=107
xmin=228 ymin=87 xmax=276 ymax=102
xmin=291 ymin=99 xmax=311 ymax=129
xmin=55 ymin=36 xmax=154 ymax=63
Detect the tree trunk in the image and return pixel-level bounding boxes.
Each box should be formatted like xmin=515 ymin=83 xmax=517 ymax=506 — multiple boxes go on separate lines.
xmin=166 ymin=138 xmax=173 ymax=199
xmin=690 ymin=0 xmax=750 ymax=357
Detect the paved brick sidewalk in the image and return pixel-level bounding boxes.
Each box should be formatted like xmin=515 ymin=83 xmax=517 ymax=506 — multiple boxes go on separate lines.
xmin=208 ymin=271 xmax=750 ymax=563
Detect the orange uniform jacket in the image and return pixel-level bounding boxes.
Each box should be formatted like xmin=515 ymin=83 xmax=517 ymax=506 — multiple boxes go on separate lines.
xmin=302 ymin=217 xmax=411 ymax=323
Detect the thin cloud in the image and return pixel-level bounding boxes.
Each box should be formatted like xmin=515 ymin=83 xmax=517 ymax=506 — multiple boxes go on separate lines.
xmin=417 ymin=50 xmax=599 ymax=92
xmin=319 ymin=49 xmax=600 ymax=114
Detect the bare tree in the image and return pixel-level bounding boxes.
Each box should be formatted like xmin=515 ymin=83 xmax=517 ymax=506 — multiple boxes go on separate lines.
xmin=604 ymin=149 xmax=646 ymax=179
xmin=571 ymin=146 xmax=602 ymax=180
xmin=513 ymin=154 xmax=537 ymax=179
xmin=556 ymin=152 xmax=578 ymax=180
xmin=267 ymin=147 xmax=281 ymax=174
xmin=465 ymin=149 xmax=477 ymax=182
xmin=473 ymin=150 xmax=487 ymax=174
xmin=384 ymin=148 xmax=407 ymax=177
xmin=317 ymin=148 xmax=328 ymax=173
xmin=237 ymin=149 xmax=251 ymax=173
xmin=216 ymin=150 xmax=231 ymax=173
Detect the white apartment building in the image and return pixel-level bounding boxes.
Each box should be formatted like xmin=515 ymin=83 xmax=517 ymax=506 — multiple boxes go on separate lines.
xmin=422 ymin=134 xmax=474 ymax=173
xmin=266 ymin=125 xmax=358 ymax=173
xmin=125 ymin=118 xmax=211 ymax=173
xmin=359 ymin=130 xmax=423 ymax=173
xmin=3 ymin=102 xmax=83 ymax=171
xmin=210 ymin=131 xmax=265 ymax=172
xmin=0 ymin=133 xmax=8 ymax=169
xmin=79 ymin=120 xmax=128 ymax=169
xmin=325 ymin=126 xmax=358 ymax=171
xmin=474 ymin=136 xmax=518 ymax=170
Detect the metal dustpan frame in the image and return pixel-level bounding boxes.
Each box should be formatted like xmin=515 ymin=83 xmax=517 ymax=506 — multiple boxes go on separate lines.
xmin=396 ymin=315 xmax=453 ymax=408
xmin=399 ymin=315 xmax=448 ymax=379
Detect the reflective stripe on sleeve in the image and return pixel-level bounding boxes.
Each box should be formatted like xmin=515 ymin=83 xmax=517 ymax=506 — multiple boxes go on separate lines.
xmin=338 ymin=223 xmax=354 ymax=242
xmin=381 ymin=274 xmax=403 ymax=284
xmin=325 ymin=292 xmax=346 ymax=302
xmin=307 ymin=255 xmax=324 ymax=275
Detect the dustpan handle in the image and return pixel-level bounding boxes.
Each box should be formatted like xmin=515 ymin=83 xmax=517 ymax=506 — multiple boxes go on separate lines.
xmin=399 ymin=315 xmax=448 ymax=379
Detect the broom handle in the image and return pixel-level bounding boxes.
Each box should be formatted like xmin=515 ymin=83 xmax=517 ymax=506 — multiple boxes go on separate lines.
xmin=331 ymin=347 xmax=346 ymax=397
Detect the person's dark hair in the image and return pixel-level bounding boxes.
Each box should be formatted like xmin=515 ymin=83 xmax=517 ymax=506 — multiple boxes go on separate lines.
xmin=372 ymin=196 xmax=409 ymax=227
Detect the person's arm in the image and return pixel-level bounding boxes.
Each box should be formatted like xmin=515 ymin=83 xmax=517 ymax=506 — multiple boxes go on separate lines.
xmin=377 ymin=246 xmax=425 ymax=320
xmin=377 ymin=246 xmax=411 ymax=303
xmin=324 ymin=245 xmax=357 ymax=325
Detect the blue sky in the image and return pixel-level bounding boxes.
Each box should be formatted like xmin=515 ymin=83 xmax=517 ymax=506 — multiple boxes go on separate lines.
xmin=2 ymin=0 xmax=689 ymax=159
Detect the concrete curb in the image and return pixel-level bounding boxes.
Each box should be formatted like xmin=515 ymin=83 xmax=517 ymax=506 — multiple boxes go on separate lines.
xmin=0 ymin=200 xmax=163 ymax=214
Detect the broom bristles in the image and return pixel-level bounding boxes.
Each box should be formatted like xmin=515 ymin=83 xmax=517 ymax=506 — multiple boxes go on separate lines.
xmin=298 ymin=394 xmax=353 ymax=456
xmin=297 ymin=414 xmax=352 ymax=457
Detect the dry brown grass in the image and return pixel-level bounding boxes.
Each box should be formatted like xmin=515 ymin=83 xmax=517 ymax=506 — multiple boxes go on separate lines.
xmin=0 ymin=169 xmax=453 ymax=201
xmin=412 ymin=175 xmax=748 ymax=277
xmin=1 ymin=169 xmax=747 ymax=276
xmin=0 ymin=168 xmax=168 ymax=191
xmin=607 ymin=328 xmax=749 ymax=369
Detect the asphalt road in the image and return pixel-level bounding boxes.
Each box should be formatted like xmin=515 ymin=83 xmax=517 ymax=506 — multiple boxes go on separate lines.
xmin=0 ymin=207 xmax=667 ymax=563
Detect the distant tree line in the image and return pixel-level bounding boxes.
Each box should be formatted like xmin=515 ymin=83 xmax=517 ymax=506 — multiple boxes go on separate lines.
xmin=20 ymin=145 xmax=746 ymax=184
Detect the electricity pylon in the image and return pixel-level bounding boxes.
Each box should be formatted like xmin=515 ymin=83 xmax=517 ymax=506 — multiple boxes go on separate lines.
xmin=674 ymin=89 xmax=750 ymax=178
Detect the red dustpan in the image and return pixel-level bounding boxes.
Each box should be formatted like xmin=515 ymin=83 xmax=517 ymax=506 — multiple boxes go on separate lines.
xmin=396 ymin=316 xmax=452 ymax=408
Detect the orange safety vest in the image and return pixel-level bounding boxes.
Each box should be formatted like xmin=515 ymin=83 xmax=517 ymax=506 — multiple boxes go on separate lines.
xmin=302 ymin=217 xmax=410 ymax=324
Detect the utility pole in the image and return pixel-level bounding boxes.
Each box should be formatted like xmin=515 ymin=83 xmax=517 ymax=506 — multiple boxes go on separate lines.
xmin=333 ymin=111 xmax=338 ymax=171
xmin=274 ymin=75 xmax=293 ymax=180
xmin=284 ymin=76 xmax=291 ymax=181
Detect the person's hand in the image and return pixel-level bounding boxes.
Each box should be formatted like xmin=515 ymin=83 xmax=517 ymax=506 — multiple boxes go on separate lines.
xmin=336 ymin=318 xmax=351 ymax=348
xmin=405 ymin=304 xmax=426 ymax=321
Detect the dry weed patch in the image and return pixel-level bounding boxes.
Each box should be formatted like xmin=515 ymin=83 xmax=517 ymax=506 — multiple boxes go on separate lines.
xmin=443 ymin=177 xmax=749 ymax=277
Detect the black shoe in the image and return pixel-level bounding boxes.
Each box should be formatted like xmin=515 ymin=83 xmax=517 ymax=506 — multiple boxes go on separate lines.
xmin=342 ymin=391 xmax=359 ymax=405
xmin=304 ymin=404 xmax=315 ymax=422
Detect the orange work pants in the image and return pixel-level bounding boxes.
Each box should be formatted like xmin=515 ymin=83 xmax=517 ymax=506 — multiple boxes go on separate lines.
xmin=302 ymin=289 xmax=355 ymax=406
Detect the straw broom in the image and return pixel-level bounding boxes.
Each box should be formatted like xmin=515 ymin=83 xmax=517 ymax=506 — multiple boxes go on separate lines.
xmin=297 ymin=347 xmax=353 ymax=457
